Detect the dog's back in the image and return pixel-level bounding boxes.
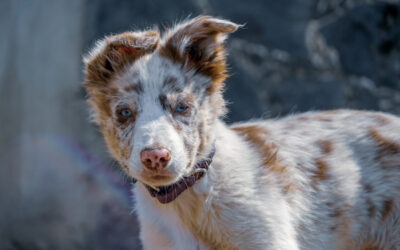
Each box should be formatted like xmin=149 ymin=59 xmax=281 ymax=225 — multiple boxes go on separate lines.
xmin=233 ymin=110 xmax=400 ymax=249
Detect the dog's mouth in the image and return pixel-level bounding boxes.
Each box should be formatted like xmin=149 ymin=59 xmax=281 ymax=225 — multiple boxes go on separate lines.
xmin=144 ymin=144 xmax=215 ymax=204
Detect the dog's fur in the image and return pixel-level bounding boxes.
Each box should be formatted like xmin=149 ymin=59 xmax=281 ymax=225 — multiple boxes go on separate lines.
xmin=83 ymin=16 xmax=400 ymax=249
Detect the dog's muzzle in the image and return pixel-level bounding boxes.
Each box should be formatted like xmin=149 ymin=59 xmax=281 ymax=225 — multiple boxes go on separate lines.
xmin=144 ymin=144 xmax=216 ymax=204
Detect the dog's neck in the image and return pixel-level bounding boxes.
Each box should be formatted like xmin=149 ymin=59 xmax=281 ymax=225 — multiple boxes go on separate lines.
xmin=136 ymin=118 xmax=258 ymax=207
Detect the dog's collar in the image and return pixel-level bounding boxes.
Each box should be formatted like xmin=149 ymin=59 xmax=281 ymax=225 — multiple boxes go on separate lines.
xmin=144 ymin=144 xmax=216 ymax=204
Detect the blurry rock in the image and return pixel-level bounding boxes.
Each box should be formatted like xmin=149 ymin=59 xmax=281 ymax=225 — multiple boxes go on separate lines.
xmin=345 ymin=76 xmax=380 ymax=110
xmin=313 ymin=0 xmax=380 ymax=18
xmin=268 ymin=79 xmax=346 ymax=115
xmin=207 ymin=0 xmax=318 ymax=62
xmin=320 ymin=2 xmax=400 ymax=87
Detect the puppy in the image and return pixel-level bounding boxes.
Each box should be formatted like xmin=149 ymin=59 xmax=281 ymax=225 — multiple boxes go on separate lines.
xmin=83 ymin=16 xmax=400 ymax=249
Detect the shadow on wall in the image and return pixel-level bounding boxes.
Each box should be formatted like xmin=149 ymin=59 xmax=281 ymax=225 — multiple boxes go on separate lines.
xmin=0 ymin=0 xmax=399 ymax=249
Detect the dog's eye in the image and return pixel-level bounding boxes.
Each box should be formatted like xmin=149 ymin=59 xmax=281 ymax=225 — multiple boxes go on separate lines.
xmin=119 ymin=108 xmax=133 ymax=117
xmin=116 ymin=108 xmax=135 ymax=124
xmin=175 ymin=103 xmax=189 ymax=113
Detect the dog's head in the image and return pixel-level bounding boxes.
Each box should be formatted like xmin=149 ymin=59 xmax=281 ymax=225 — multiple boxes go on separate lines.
xmin=83 ymin=16 xmax=238 ymax=188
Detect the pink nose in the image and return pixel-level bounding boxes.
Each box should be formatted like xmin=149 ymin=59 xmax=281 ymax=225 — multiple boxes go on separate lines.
xmin=140 ymin=148 xmax=171 ymax=170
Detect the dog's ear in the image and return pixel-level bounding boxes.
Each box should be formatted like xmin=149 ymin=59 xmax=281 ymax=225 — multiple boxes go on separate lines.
xmin=160 ymin=16 xmax=240 ymax=94
xmin=83 ymin=30 xmax=159 ymax=118
xmin=84 ymin=30 xmax=159 ymax=86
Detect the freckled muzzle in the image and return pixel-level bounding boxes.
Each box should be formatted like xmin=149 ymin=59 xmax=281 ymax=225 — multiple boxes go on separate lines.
xmin=144 ymin=144 xmax=215 ymax=204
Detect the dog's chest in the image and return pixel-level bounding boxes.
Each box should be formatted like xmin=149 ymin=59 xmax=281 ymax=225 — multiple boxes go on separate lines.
xmin=168 ymin=189 xmax=236 ymax=249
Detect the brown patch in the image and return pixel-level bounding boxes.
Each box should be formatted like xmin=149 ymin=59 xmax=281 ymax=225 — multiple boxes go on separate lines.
xmin=369 ymin=128 xmax=400 ymax=155
xmin=355 ymin=110 xmax=367 ymax=115
xmin=184 ymin=93 xmax=195 ymax=103
xmin=124 ymin=83 xmax=143 ymax=93
xmin=84 ymin=31 xmax=159 ymax=87
xmin=360 ymin=242 xmax=380 ymax=250
xmin=86 ymin=90 xmax=113 ymax=117
xmin=381 ymin=199 xmax=394 ymax=220
xmin=85 ymin=87 xmax=121 ymax=119
xmin=159 ymin=17 xmax=238 ymax=94
xmin=315 ymin=115 xmax=332 ymax=122
xmin=120 ymin=164 xmax=130 ymax=173
xmin=322 ymin=109 xmax=342 ymax=115
xmin=232 ymin=125 xmax=278 ymax=167
xmin=367 ymin=199 xmax=376 ymax=218
xmin=282 ymin=183 xmax=297 ymax=195
xmin=316 ymin=140 xmax=334 ymax=154
xmin=183 ymin=137 xmax=195 ymax=169
xmin=313 ymin=157 xmax=329 ymax=181
xmin=369 ymin=128 xmax=400 ymax=170
xmin=268 ymin=159 xmax=287 ymax=173
xmin=297 ymin=115 xmax=310 ymax=121
xmin=371 ymin=113 xmax=390 ymax=126
xmin=314 ymin=110 xmax=343 ymax=122
xmin=197 ymin=122 xmax=206 ymax=156
xmin=101 ymin=126 xmax=130 ymax=161
xmin=334 ymin=206 xmax=353 ymax=249
xmin=233 ymin=125 xmax=296 ymax=195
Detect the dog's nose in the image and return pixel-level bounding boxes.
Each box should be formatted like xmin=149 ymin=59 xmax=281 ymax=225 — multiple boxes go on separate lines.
xmin=140 ymin=148 xmax=171 ymax=170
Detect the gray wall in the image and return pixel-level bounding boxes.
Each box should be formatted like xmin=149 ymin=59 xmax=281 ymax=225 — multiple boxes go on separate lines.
xmin=1 ymin=0 xmax=399 ymax=249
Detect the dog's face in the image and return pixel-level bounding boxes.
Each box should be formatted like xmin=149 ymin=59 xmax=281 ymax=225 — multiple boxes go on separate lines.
xmin=83 ymin=17 xmax=238 ymax=187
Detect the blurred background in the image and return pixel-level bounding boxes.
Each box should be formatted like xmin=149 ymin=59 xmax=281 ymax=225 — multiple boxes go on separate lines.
xmin=0 ymin=0 xmax=399 ymax=249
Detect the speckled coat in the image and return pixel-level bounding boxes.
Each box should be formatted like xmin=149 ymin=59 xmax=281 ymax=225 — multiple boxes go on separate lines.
xmin=83 ymin=16 xmax=400 ymax=250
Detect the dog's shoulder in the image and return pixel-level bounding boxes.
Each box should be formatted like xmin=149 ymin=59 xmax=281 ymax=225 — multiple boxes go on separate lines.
xmin=231 ymin=109 xmax=400 ymax=144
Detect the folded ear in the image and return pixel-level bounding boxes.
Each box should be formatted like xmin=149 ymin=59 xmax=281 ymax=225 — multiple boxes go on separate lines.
xmin=84 ymin=30 xmax=159 ymax=86
xmin=160 ymin=16 xmax=240 ymax=93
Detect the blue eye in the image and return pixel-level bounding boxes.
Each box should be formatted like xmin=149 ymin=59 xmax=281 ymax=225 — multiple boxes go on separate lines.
xmin=119 ymin=108 xmax=132 ymax=117
xmin=175 ymin=103 xmax=189 ymax=113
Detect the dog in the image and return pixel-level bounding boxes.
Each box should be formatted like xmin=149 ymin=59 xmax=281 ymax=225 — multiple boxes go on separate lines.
xmin=83 ymin=16 xmax=400 ymax=249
